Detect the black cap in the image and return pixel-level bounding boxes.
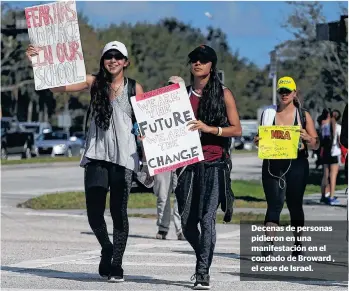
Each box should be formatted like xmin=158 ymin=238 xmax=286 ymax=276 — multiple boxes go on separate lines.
xmin=188 ymin=45 xmax=217 ymax=66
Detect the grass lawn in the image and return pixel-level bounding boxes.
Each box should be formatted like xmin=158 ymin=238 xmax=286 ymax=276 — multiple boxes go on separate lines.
xmin=0 ymin=150 xmax=257 ymax=166
xmin=17 ymin=170 xmax=347 ymax=210
xmin=1 ymin=156 xmax=80 ymax=165
xmin=128 ymin=212 xmax=290 ymax=225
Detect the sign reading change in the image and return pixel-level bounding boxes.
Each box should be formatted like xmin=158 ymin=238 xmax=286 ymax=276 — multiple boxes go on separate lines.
xmin=131 ymin=83 xmax=204 ymax=176
xmin=258 ymin=125 xmax=301 ymax=159
xmin=25 ymin=0 xmax=86 ymax=90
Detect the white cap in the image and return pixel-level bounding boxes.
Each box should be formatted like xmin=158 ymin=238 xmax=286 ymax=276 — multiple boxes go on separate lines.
xmin=102 ymin=41 xmax=128 ymax=58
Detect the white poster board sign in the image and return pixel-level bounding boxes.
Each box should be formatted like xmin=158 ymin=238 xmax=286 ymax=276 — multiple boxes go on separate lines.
xmin=25 ymin=0 xmax=86 ymax=90
xmin=131 ymin=83 xmax=204 ymax=176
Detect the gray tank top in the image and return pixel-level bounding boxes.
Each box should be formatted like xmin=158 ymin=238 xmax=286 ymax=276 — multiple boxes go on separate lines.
xmin=80 ymin=78 xmax=139 ymax=172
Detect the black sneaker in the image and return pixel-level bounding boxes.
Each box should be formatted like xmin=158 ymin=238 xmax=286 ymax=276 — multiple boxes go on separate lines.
xmin=191 ymin=273 xmax=210 ymax=290
xmin=156 ymin=230 xmax=168 ymax=240
xmin=98 ymin=246 xmax=113 ymax=277
xmin=108 ymin=265 xmax=124 ymax=282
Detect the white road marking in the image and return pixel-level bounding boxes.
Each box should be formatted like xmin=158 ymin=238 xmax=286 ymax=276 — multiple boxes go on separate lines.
xmin=7 ymin=250 xmax=99 ymax=269
xmin=217 ymin=230 xmax=240 ymax=239
xmin=7 ymin=249 xmax=239 ymax=270
xmin=24 ymin=212 xmax=85 ymax=218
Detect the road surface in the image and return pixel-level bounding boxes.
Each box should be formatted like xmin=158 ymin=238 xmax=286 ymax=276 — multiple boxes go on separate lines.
xmin=1 ymin=153 xmax=264 ymax=207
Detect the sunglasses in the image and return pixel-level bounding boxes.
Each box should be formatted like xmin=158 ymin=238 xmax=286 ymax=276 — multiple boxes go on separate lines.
xmin=189 ymin=58 xmax=210 ymax=64
xmin=278 ymin=89 xmax=292 ymax=95
xmin=104 ymin=51 xmax=125 ymax=60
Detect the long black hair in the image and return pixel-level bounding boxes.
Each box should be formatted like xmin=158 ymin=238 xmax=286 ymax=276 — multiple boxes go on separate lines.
xmin=90 ymin=57 xmax=114 ymax=131
xmin=191 ymin=66 xmax=228 ymax=127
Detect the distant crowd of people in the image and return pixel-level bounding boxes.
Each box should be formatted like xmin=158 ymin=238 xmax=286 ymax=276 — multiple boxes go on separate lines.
xmin=26 ymin=40 xmax=347 ymax=290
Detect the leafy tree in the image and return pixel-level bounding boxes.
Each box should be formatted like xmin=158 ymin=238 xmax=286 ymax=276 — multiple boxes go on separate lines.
xmin=277 ymin=1 xmax=348 ymax=117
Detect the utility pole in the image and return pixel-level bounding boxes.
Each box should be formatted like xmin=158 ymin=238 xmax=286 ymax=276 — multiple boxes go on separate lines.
xmin=269 ymin=50 xmax=277 ymax=106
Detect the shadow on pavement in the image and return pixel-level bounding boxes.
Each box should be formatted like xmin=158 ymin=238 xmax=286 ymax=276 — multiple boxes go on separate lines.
xmin=1 ymin=266 xmax=192 ymax=288
xmin=223 ymin=271 xmax=348 ymax=287
xmin=80 ymin=231 xmax=175 ymax=240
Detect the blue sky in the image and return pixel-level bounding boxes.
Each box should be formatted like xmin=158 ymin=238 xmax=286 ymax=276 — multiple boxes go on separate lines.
xmin=5 ymin=1 xmax=347 ymax=68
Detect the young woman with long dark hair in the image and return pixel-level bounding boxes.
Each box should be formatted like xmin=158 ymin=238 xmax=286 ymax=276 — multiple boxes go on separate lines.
xmin=26 ymin=41 xmax=143 ymax=282
xmin=318 ymin=108 xmax=342 ymax=205
xmin=255 ymin=76 xmax=319 ymax=258
xmin=174 ymin=45 xmax=242 ymax=290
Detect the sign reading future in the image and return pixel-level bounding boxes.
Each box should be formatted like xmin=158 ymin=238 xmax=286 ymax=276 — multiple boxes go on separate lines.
xmin=131 ymin=83 xmax=204 ymax=176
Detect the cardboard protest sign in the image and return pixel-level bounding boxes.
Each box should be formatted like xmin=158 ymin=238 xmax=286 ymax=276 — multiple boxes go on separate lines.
xmin=131 ymin=82 xmax=204 ymax=176
xmin=258 ymin=125 xmax=301 ymax=159
xmin=25 ymin=0 xmax=86 ymax=90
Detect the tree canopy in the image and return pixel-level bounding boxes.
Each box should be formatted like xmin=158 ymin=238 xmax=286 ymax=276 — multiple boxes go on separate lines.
xmin=1 ymin=2 xmax=347 ymax=124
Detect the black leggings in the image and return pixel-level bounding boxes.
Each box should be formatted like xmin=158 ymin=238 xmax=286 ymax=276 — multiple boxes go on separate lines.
xmin=262 ymin=158 xmax=309 ymax=228
xmin=84 ymin=160 xmax=133 ymax=266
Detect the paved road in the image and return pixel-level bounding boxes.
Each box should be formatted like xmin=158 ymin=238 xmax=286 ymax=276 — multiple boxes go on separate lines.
xmin=1 ymin=207 xmax=347 ymax=291
xmin=1 ymin=153 xmax=348 ymax=290
xmin=1 ymin=153 xmax=264 ymax=207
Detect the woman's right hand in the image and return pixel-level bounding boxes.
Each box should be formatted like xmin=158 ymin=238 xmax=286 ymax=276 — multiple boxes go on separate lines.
xmin=26 ymin=45 xmax=39 ymax=63
xmin=253 ymin=135 xmax=261 ymax=147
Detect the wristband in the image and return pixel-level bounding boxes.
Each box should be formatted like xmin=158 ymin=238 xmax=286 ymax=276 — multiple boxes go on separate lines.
xmin=217 ymin=127 xmax=223 ymax=136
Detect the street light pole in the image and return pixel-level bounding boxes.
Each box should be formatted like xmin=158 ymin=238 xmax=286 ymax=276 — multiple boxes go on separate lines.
xmin=269 ymin=50 xmax=277 ymax=105
xmin=272 ymin=73 xmax=277 ymax=106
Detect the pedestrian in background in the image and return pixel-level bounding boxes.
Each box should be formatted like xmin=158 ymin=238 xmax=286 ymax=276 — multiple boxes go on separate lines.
xmin=254 ymin=76 xmax=319 ymax=258
xmin=154 ymin=76 xmax=186 ymax=241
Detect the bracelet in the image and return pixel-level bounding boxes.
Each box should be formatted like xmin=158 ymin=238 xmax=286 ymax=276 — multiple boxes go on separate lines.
xmin=217 ymin=127 xmax=223 ymax=136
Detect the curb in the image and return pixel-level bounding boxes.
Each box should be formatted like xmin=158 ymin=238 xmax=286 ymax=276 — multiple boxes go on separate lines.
xmin=1 ymin=161 xmax=79 ymax=170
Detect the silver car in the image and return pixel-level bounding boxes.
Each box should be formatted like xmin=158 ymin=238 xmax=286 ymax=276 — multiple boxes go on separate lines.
xmin=35 ymin=131 xmax=83 ymax=157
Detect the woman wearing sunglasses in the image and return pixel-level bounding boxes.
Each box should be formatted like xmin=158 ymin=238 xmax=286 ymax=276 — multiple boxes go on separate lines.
xmin=254 ymin=77 xmax=319 ymax=258
xmin=26 ymin=41 xmax=144 ymax=282
xmin=174 ymin=45 xmax=241 ymax=290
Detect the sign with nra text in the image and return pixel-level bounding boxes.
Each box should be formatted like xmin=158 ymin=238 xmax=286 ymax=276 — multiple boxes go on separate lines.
xmin=25 ymin=0 xmax=86 ymax=90
xmin=258 ymin=125 xmax=301 ymax=159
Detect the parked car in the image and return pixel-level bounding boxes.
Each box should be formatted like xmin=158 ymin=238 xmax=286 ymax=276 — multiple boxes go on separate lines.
xmin=20 ymin=122 xmax=52 ymax=139
xmin=35 ymin=131 xmax=83 ymax=157
xmin=1 ymin=117 xmax=35 ymax=159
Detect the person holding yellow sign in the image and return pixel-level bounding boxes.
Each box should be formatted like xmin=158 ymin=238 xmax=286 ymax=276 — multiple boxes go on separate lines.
xmin=254 ymin=76 xmax=319 ymax=258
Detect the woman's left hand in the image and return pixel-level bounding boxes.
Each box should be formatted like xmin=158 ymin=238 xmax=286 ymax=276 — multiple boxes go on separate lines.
xmin=187 ymin=120 xmax=213 ymax=133
xmin=299 ymin=129 xmax=312 ymax=142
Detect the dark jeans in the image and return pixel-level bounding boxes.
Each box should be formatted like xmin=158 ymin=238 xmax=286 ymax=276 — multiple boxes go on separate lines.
xmin=262 ymin=158 xmax=309 ymax=228
xmin=84 ymin=159 xmax=133 ymax=266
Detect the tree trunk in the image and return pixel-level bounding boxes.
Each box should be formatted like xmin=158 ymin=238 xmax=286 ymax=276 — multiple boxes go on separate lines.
xmin=27 ymin=99 xmax=33 ymax=122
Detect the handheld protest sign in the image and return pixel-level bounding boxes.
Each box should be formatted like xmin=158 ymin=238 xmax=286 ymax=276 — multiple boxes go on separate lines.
xmin=25 ymin=0 xmax=86 ymax=90
xmin=130 ymin=82 xmax=204 ymax=176
xmin=258 ymin=125 xmax=301 ymax=159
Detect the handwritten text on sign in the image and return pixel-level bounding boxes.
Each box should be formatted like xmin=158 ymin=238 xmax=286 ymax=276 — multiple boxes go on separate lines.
xmin=25 ymin=0 xmax=86 ymax=90
xmin=258 ymin=126 xmax=301 ymax=159
xmin=131 ymin=83 xmax=204 ymax=176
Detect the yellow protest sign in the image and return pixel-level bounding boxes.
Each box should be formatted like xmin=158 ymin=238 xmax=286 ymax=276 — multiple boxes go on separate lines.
xmin=258 ymin=126 xmax=301 ymax=159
